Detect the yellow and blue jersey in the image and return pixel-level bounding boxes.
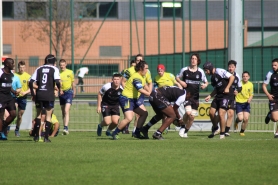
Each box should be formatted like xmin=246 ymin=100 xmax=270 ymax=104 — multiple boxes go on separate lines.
xmin=236 ymin=81 xmax=254 ymax=103
xmin=15 ymin=72 xmax=31 ymax=98
xmin=122 ymin=72 xmax=146 ymax=99
xmin=123 ymin=66 xmax=152 ymax=84
xmin=60 ymin=69 xmax=74 ymax=91
xmin=154 ymin=72 xmax=176 ymax=88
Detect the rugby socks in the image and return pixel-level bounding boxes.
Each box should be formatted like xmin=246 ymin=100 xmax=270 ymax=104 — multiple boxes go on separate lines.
xmin=225 ymin=126 xmax=230 ymax=133
xmin=15 ymin=126 xmax=19 ymax=131
xmin=135 ymin=127 xmax=141 ymax=134
xmin=240 ymin=129 xmax=245 ymax=133
xmin=64 ymin=126 xmax=68 ymax=130
xmin=34 ymin=118 xmax=41 ymax=137
xmin=146 ymin=117 xmax=159 ymax=129
xmin=184 ymin=128 xmax=189 ymax=133
xmin=155 ymin=130 xmax=162 ymax=136
xmin=181 ymin=125 xmax=185 ymax=129
xmin=44 ymin=121 xmax=51 ymax=139
xmin=113 ymin=127 xmax=121 ymax=135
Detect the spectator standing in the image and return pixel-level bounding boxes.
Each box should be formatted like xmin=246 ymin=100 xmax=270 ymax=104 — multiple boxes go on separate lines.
xmin=76 ymin=66 xmax=89 ymax=93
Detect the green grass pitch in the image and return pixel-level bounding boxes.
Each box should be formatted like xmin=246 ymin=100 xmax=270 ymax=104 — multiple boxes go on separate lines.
xmin=1 ymin=131 xmax=277 ymax=185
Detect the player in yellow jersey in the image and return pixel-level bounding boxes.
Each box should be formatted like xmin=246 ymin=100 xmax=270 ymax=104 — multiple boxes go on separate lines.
xmin=112 ymin=61 xmax=151 ymax=140
xmin=234 ymin=71 xmax=254 ymax=136
xmin=122 ymin=54 xmax=153 ymax=134
xmin=14 ymin=61 xmax=31 ymax=137
xmin=154 ymin=64 xmax=182 ymax=89
xmin=59 ymin=59 xmax=75 ymax=135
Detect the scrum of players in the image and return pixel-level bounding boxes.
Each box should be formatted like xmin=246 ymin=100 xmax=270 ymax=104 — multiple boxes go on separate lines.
xmin=0 ymin=54 xmax=277 ymax=142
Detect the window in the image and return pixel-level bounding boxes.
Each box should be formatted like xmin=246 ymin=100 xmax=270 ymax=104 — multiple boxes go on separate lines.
xmin=26 ymin=2 xmax=46 ymax=19
xmin=162 ymin=2 xmax=182 ymax=18
xmin=3 ymin=44 xmax=12 ymax=55
xmin=99 ymin=2 xmax=118 ymax=18
xmin=78 ymin=2 xmax=118 ymax=19
xmin=29 ymin=56 xmax=39 ymax=67
xmin=3 ymin=2 xmax=13 ymax=18
xmin=100 ymin=46 xmax=122 ymax=57
xmin=145 ymin=2 xmax=182 ymax=18
xmin=145 ymin=2 xmax=160 ymax=18
xmin=79 ymin=2 xmax=97 ymax=18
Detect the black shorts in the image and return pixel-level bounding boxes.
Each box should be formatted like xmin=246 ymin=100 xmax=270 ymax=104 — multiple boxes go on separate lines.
xmin=228 ymin=100 xmax=236 ymax=110
xmin=149 ymin=91 xmax=171 ymax=114
xmin=0 ymin=98 xmax=16 ymax=113
xmin=210 ymin=97 xmax=229 ymax=111
xmin=184 ymin=97 xmax=199 ymax=110
xmin=35 ymin=101 xmax=54 ymax=110
xmin=101 ymin=104 xmax=120 ymax=117
xmin=269 ymin=100 xmax=278 ymax=113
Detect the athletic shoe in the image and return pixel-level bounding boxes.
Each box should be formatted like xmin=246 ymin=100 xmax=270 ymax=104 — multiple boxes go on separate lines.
xmin=179 ymin=128 xmax=185 ymax=138
xmin=44 ymin=138 xmax=51 ymax=142
xmin=225 ymin=133 xmax=230 ymax=137
xmin=63 ymin=129 xmax=69 ymax=135
xmin=175 ymin=126 xmax=181 ymax=131
xmin=239 ymin=133 xmax=245 ymax=136
xmin=220 ymin=135 xmax=225 ymax=139
xmin=140 ymin=127 xmax=149 ymax=139
xmin=123 ymin=130 xmax=130 ymax=134
xmin=152 ymin=133 xmax=164 ymax=140
xmin=214 ymin=128 xmax=220 ymax=135
xmin=132 ymin=132 xmax=146 ymax=139
xmin=105 ymin=131 xmax=111 ymax=136
xmin=265 ymin=112 xmax=271 ymax=124
xmin=0 ymin=132 xmax=7 ymax=140
xmin=97 ymin=124 xmax=102 ymax=136
xmin=33 ymin=136 xmax=39 ymax=142
xmin=163 ymin=128 xmax=168 ymax=135
xmin=112 ymin=133 xmax=119 ymax=140
xmin=182 ymin=133 xmax=188 ymax=138
xmin=274 ymin=134 xmax=278 ymax=138
xmin=15 ymin=130 xmax=20 ymax=137
xmin=208 ymin=127 xmax=220 ymax=138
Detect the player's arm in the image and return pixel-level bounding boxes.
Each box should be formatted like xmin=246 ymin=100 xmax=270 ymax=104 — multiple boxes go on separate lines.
xmin=205 ymin=89 xmax=217 ymax=102
xmin=262 ymin=83 xmax=273 ymax=101
xmin=224 ymin=73 xmax=235 ymax=94
xmin=97 ymin=92 xmax=102 ymax=114
xmin=121 ymin=77 xmax=127 ymax=88
xmin=75 ymin=69 xmax=80 ymax=77
xmin=176 ymin=75 xmax=187 ymax=88
xmin=50 ymin=122 xmax=60 ymax=137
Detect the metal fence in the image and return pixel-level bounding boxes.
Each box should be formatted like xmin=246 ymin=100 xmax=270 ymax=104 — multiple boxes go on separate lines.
xmin=25 ymin=99 xmax=274 ymax=133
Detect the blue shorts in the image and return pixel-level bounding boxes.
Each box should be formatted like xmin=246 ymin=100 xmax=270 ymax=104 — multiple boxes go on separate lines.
xmin=59 ymin=90 xmax=73 ymax=105
xmin=119 ymin=96 xmax=143 ymax=113
xmin=16 ymin=97 xmax=27 ymax=110
xmin=236 ymin=102 xmax=251 ymax=114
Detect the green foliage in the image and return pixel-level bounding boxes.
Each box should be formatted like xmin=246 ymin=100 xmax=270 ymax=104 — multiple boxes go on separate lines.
xmin=1 ymin=132 xmax=277 ymax=185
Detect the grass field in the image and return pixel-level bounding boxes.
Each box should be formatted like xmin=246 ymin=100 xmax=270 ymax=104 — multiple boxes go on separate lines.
xmin=1 ymin=131 xmax=277 ymax=185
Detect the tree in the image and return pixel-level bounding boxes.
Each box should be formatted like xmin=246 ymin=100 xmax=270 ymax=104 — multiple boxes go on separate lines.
xmin=19 ymin=0 xmax=93 ymax=59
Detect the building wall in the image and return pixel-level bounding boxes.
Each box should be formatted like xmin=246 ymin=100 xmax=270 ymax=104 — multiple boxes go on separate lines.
xmin=4 ymin=20 xmax=242 ymax=59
